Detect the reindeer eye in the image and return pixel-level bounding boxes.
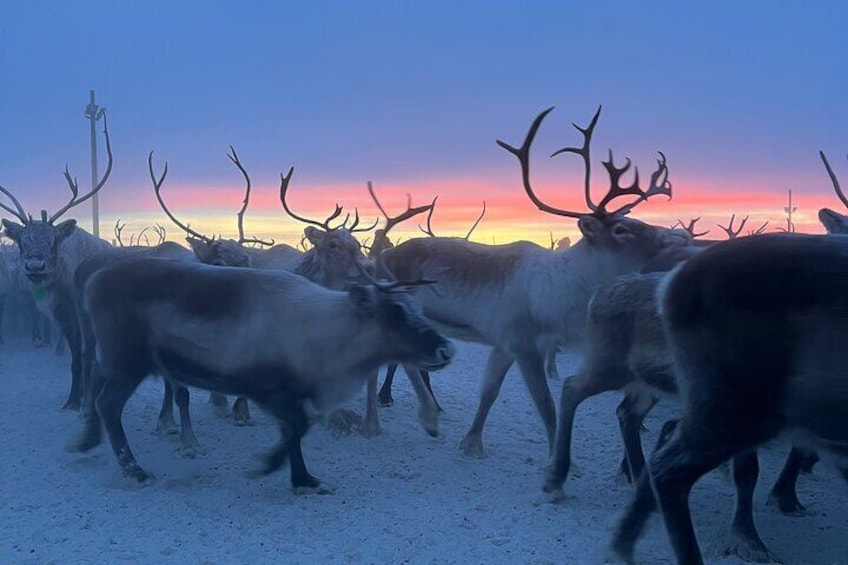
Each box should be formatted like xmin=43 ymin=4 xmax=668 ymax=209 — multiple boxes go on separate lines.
xmin=613 ymin=225 xmax=629 ymax=236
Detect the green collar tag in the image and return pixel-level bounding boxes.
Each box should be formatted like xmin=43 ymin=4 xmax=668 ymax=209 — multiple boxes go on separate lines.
xmin=33 ymin=287 xmax=49 ymax=302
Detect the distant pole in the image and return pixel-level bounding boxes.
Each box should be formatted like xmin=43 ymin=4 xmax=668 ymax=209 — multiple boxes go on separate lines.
xmin=783 ymin=189 xmax=797 ymax=232
xmin=84 ymin=90 xmax=105 ymax=237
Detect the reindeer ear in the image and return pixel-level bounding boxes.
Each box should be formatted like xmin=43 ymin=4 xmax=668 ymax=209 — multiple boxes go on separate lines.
xmin=304 ymin=226 xmax=325 ymax=246
xmin=577 ymin=215 xmax=604 ymax=242
xmin=55 ymin=219 xmax=77 ymax=240
xmin=348 ymin=284 xmax=379 ymax=318
xmin=187 ymin=238 xmax=211 ymax=260
xmin=2 ymin=219 xmax=23 ymax=242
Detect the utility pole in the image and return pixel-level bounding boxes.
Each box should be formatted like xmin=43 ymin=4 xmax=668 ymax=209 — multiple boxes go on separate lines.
xmin=783 ymin=189 xmax=796 ymax=233
xmin=84 ymin=90 xmax=105 ymax=237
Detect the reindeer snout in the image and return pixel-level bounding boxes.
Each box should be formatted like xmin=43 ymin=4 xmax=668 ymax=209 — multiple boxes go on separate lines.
xmin=25 ymin=259 xmax=47 ymax=273
xmin=436 ymin=342 xmax=455 ymax=363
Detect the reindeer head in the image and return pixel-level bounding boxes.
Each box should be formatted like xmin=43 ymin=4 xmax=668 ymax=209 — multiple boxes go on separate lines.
xmin=279 ymin=168 xmax=377 ymax=290
xmin=366 ymin=181 xmax=435 ymax=259
xmin=818 ymin=151 xmax=848 ymax=234
xmin=1 ymin=113 xmax=113 ymax=288
xmin=150 ymin=146 xmax=274 ymax=267
xmin=497 ymin=106 xmax=691 ymax=263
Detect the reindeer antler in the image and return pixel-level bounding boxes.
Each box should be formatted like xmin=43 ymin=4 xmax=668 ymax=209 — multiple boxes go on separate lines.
xmin=748 ymin=221 xmax=769 ymax=236
xmin=149 ymin=151 xmax=213 ymax=243
xmin=368 ymin=181 xmax=434 ymax=235
xmin=50 ymin=112 xmax=113 ymax=224
xmin=496 ymin=106 xmax=671 ymax=219
xmin=0 ymin=184 xmax=29 ymax=224
xmin=672 ymin=217 xmax=709 ymax=238
xmin=717 ymin=214 xmax=749 ymax=239
xmin=114 ymin=219 xmax=126 ymax=247
xmin=279 ymin=168 xmax=376 ymax=233
xmin=820 ymin=151 xmax=848 ymax=210
xmin=227 ymin=146 xmax=274 ymax=247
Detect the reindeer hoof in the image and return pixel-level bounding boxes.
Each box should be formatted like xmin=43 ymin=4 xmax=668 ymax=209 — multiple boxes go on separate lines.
xmin=67 ymin=432 xmax=102 ymax=453
xmin=155 ymin=418 xmax=179 ymax=436
xmin=360 ymin=421 xmax=382 ymax=438
xmin=123 ymin=465 xmax=156 ymax=486
xmin=719 ymin=532 xmax=783 ymax=563
xmin=378 ymin=395 xmax=394 ymax=408
xmin=459 ymin=435 xmax=487 ymax=458
xmin=766 ymin=491 xmax=808 ymax=516
xmin=232 ymin=398 xmax=253 ymax=426
xmin=62 ymin=399 xmax=81 ymax=412
xmin=294 ymin=482 xmax=335 ymax=495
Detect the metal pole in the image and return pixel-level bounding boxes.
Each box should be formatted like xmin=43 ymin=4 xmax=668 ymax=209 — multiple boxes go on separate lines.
xmin=783 ymin=189 xmax=797 ymax=233
xmin=85 ymin=90 xmax=102 ymax=237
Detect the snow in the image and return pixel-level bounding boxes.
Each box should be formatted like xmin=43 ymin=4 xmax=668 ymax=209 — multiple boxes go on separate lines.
xmin=1 ymin=339 xmax=846 ymax=564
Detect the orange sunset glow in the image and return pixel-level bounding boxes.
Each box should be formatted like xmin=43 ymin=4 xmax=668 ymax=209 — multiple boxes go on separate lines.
xmin=90 ymin=168 xmax=838 ymax=249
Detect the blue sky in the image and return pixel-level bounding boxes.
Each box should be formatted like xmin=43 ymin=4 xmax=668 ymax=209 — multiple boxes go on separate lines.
xmin=0 ymin=1 xmax=845 ymax=243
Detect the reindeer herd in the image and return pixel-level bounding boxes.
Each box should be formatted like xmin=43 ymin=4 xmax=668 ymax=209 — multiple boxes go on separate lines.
xmin=1 ymin=107 xmax=846 ymax=564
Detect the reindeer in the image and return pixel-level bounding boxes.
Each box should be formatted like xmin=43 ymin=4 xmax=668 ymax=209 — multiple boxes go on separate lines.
xmin=278 ymin=170 xmax=442 ymax=437
xmin=151 ymin=148 xmax=302 ymax=423
xmin=364 ymin=183 xmax=443 ymax=411
xmin=545 ymin=244 xmax=821 ymax=518
xmin=818 ymin=151 xmax=848 ymax=234
xmin=70 ymin=241 xmax=202 ymax=457
xmin=0 ymin=114 xmax=114 ymax=409
xmin=76 ymin=255 xmax=454 ymax=491
xmin=608 ymin=233 xmax=848 ymax=565
xmin=377 ymin=106 xmax=692 ymax=458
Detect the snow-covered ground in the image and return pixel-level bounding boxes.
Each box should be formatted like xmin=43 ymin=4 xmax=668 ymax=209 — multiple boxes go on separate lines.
xmin=1 ymin=338 xmax=845 ymax=564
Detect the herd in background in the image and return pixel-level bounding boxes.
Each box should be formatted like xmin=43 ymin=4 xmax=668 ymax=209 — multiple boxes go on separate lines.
xmin=1 ymin=105 xmax=846 ymax=564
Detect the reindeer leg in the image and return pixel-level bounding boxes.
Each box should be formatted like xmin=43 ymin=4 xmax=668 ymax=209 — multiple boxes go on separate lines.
xmin=460 ymin=348 xmax=514 ymax=458
xmin=209 ymin=391 xmax=231 ymax=419
xmin=616 ymin=390 xmax=658 ymax=485
xmin=544 ymin=367 xmax=623 ymax=497
xmin=361 ymin=371 xmax=382 ymax=437
xmin=173 ymin=383 xmax=200 ymax=458
xmin=232 ymin=396 xmax=253 ymax=426
xmin=767 ymin=446 xmax=808 ymax=515
xmin=97 ymin=368 xmax=154 ymax=484
xmin=378 ymin=364 xmax=398 ymax=407
xmin=420 ymin=370 xmax=444 ymax=412
xmin=545 ymin=349 xmax=560 ymax=380
xmin=156 ymin=380 xmax=179 ymax=435
xmin=54 ymin=299 xmax=82 ymax=411
xmin=402 ymin=364 xmax=439 ymax=437
xmin=69 ymin=358 xmax=104 ymax=453
xmin=720 ymin=450 xmax=780 ymax=563
xmin=515 ymin=351 xmax=557 ymax=451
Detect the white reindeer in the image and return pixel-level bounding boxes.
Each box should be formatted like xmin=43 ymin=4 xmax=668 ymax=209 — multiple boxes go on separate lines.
xmin=0 ymin=113 xmax=114 ymax=409
xmin=377 ymin=106 xmax=692 ymax=458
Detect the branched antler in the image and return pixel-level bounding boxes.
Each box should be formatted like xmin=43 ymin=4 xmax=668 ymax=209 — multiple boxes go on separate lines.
xmin=417 ymin=198 xmax=486 ymax=240
xmin=496 ymin=106 xmax=671 ymax=219
xmin=228 ymin=145 xmax=274 ymax=247
xmin=672 ymin=217 xmax=709 ymax=238
xmin=748 ymin=221 xmax=769 ymax=235
xmin=50 ymin=111 xmax=114 ymax=224
xmin=717 ymin=214 xmax=749 ymax=239
xmin=114 ymin=219 xmax=126 ymax=247
xmin=280 ymin=168 xmax=377 ymax=234
xmin=368 ymin=182 xmax=434 ymax=235
xmin=149 ymin=151 xmax=213 ymax=243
